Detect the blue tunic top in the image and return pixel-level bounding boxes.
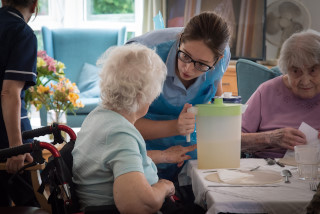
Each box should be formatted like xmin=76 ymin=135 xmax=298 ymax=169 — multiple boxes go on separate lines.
xmin=0 ymin=6 xmax=37 ymax=148
xmin=128 ymin=28 xmax=231 ymax=180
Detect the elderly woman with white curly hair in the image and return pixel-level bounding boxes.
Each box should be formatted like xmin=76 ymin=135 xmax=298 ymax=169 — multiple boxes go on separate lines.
xmin=72 ymin=43 xmax=197 ymax=214
xmin=241 ymin=30 xmax=320 ymax=158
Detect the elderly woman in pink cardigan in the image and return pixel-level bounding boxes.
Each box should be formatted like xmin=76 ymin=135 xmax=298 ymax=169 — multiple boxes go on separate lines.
xmin=241 ymin=30 xmax=320 ymax=158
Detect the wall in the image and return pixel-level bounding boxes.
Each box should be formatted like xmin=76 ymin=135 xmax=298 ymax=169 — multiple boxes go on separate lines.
xmin=266 ymin=0 xmax=320 ymax=61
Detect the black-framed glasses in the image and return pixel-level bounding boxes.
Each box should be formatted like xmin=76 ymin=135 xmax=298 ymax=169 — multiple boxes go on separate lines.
xmin=177 ymin=50 xmax=218 ymax=72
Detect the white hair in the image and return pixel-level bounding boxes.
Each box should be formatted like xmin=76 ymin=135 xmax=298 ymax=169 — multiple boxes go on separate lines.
xmin=279 ymin=29 xmax=320 ymax=74
xmin=97 ymin=43 xmax=167 ymax=113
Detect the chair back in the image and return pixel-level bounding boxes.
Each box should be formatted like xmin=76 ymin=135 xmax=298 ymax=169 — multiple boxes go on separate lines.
xmin=236 ymin=59 xmax=281 ymax=104
xmin=41 ymin=26 xmax=127 ymax=84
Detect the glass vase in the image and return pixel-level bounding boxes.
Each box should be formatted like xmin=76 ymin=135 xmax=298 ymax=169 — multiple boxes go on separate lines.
xmin=47 ymin=110 xmax=67 ymax=125
xmin=47 ymin=110 xmax=67 ymax=140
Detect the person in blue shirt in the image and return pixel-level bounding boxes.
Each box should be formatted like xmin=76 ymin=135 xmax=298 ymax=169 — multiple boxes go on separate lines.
xmin=0 ymin=0 xmax=39 ymax=207
xmin=128 ymin=11 xmax=231 ymax=181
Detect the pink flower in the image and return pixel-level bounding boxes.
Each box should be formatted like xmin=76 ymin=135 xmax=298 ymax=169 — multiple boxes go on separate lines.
xmin=48 ymin=63 xmax=56 ymax=72
xmin=37 ymin=50 xmax=47 ymax=57
xmin=37 ymin=50 xmax=58 ymax=72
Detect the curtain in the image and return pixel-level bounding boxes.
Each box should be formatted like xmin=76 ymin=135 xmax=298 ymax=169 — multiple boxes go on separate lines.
xmin=236 ymin=0 xmax=264 ymax=59
xmin=50 ymin=0 xmax=65 ymax=26
xmin=142 ymin=0 xmax=167 ymax=34
xmin=184 ymin=0 xmax=201 ymax=26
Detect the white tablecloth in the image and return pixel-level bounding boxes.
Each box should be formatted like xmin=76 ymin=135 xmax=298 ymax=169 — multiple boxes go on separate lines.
xmin=182 ymin=159 xmax=315 ymax=214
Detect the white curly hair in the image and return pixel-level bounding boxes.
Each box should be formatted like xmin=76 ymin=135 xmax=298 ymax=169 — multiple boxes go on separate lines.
xmin=97 ymin=43 xmax=167 ymax=113
xmin=279 ymin=29 xmax=320 ymax=74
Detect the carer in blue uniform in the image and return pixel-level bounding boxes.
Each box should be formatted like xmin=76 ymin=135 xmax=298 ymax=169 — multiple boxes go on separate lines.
xmin=0 ymin=0 xmax=38 ymax=207
xmin=128 ymin=12 xmax=231 ymax=181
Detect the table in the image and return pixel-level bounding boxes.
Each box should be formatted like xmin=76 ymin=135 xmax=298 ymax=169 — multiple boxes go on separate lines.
xmin=183 ymin=159 xmax=315 ymax=214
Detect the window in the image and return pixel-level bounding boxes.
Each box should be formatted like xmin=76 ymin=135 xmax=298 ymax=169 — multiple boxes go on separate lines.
xmin=33 ymin=0 xmax=50 ymax=50
xmin=86 ymin=0 xmax=135 ymax=22
xmin=28 ymin=0 xmax=142 ymax=45
xmin=84 ymin=0 xmax=142 ymax=39
xmin=29 ymin=0 xmax=63 ymax=32
xmin=38 ymin=0 xmax=49 ymax=15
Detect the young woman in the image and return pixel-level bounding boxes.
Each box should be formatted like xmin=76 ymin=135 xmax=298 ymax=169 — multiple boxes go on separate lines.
xmin=0 ymin=0 xmax=39 ymax=206
xmin=127 ymin=11 xmax=231 ymax=181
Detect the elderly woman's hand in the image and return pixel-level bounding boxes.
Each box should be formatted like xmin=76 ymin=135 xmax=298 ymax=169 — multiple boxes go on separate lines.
xmin=176 ymin=103 xmax=195 ymax=136
xmin=157 ymin=179 xmax=175 ymax=198
xmin=162 ymin=144 xmax=197 ymax=167
xmin=269 ymin=128 xmax=307 ymax=150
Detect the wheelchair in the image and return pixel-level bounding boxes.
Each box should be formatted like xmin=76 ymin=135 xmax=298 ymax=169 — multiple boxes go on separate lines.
xmin=0 ymin=123 xmax=119 ymax=214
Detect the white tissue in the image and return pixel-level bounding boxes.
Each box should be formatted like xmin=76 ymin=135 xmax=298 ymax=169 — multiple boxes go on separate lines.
xmin=217 ymin=169 xmax=254 ymax=182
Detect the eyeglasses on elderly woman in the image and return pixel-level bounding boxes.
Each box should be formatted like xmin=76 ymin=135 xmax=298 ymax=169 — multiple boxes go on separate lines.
xmin=177 ymin=50 xmax=219 ymax=72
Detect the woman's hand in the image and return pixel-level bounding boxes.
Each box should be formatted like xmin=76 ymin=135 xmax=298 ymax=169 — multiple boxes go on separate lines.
xmin=269 ymin=128 xmax=307 ymax=150
xmin=176 ymin=103 xmax=195 ymax=136
xmin=162 ymin=144 xmax=197 ymax=167
xmin=157 ymin=179 xmax=175 ymax=198
xmin=6 ymin=153 xmax=33 ymax=174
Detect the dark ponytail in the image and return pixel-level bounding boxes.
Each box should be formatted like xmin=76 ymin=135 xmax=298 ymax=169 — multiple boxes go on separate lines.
xmin=2 ymin=0 xmax=38 ymax=16
xmin=181 ymin=11 xmax=230 ymax=58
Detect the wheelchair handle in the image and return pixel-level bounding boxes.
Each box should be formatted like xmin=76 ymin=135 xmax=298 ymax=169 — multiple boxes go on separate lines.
xmin=22 ymin=124 xmax=76 ymax=141
xmin=0 ymin=141 xmax=61 ymax=160
xmin=22 ymin=126 xmax=52 ymax=139
xmin=58 ymin=124 xmax=76 ymax=141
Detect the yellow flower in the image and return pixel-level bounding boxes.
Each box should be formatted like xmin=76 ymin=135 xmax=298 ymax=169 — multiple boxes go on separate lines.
xmin=57 ymin=61 xmax=65 ymax=70
xmin=68 ymin=93 xmax=79 ymax=105
xmin=27 ymin=71 xmax=84 ymax=115
xmin=37 ymin=57 xmax=47 ymax=67
xmin=37 ymin=85 xmax=50 ymax=94
xmin=75 ymin=101 xmax=84 ymax=108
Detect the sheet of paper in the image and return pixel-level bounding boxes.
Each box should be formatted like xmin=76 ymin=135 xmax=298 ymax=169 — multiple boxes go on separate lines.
xmin=280 ymin=122 xmax=319 ymax=166
xmin=298 ymin=122 xmax=320 ymax=145
xmin=279 ymin=150 xmax=296 ymax=166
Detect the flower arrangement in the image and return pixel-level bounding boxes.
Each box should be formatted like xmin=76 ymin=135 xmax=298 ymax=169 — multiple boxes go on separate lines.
xmin=25 ymin=51 xmax=84 ymax=123
xmin=35 ymin=50 xmax=65 ymax=89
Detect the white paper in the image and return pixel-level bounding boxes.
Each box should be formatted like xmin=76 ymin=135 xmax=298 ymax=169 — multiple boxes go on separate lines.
xmin=281 ymin=122 xmax=320 ymax=164
xmin=298 ymin=122 xmax=320 ymax=145
xmin=281 ymin=150 xmax=296 ymax=166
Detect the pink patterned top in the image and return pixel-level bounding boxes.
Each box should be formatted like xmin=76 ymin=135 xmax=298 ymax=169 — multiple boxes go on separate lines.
xmin=242 ymin=76 xmax=320 ymax=158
